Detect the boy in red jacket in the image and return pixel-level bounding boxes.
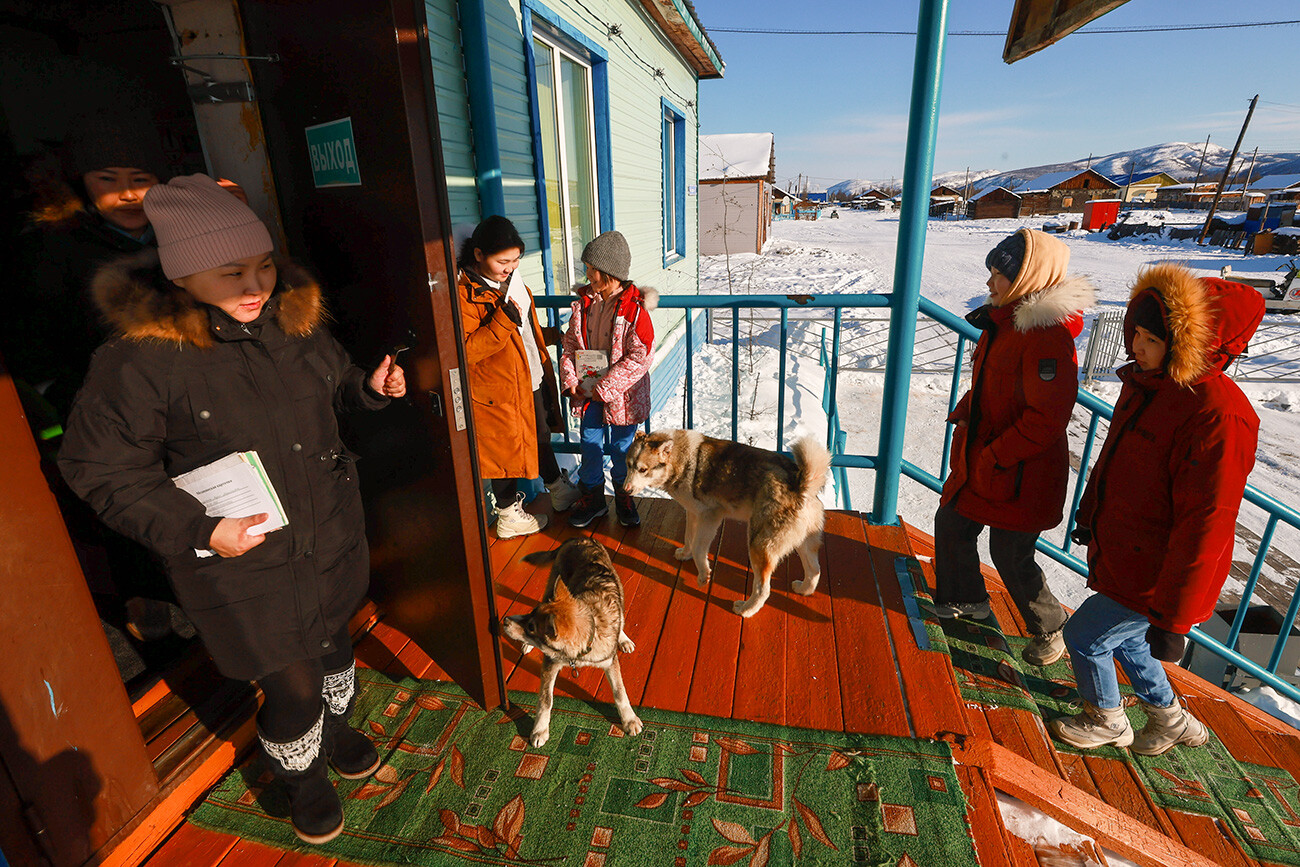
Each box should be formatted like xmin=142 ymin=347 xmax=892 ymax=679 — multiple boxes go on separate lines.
xmin=1052 ymin=264 xmax=1264 ymax=755
xmin=933 ymin=229 xmax=1094 ymax=667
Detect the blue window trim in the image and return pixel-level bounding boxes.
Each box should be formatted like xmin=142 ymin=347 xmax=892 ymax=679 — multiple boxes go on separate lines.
xmin=661 ymin=97 xmax=686 ymax=267
xmin=521 ymin=0 xmax=614 ymax=298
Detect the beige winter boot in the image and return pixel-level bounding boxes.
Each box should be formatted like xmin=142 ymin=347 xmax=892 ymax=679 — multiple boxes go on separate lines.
xmin=1131 ymin=699 xmax=1210 ymax=756
xmin=1020 ymin=630 xmax=1066 ymax=666
xmin=1049 ymin=702 xmax=1134 ymax=749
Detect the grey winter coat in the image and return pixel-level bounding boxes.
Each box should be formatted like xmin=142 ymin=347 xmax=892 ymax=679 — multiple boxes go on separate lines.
xmin=59 ymin=251 xmax=386 ymax=680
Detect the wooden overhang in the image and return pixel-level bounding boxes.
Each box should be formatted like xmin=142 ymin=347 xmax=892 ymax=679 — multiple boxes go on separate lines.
xmin=1004 ymin=0 xmax=1133 ymax=63
xmin=637 ymin=0 xmax=725 ymax=79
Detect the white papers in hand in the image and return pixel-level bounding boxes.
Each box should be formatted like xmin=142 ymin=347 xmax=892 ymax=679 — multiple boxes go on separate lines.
xmin=172 ymin=452 xmax=289 ymax=554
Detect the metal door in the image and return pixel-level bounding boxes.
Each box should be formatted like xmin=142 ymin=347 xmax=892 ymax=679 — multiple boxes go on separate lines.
xmin=236 ymin=0 xmax=503 ymax=709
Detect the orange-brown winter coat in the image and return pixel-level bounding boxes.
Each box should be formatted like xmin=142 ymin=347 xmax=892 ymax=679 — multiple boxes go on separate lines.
xmin=458 ymin=269 xmax=561 ymax=480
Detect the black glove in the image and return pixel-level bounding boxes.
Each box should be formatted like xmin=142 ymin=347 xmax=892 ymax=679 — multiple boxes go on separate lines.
xmin=499 ymin=298 xmax=523 ymax=327
xmin=1146 ymin=625 xmax=1186 ymax=663
xmin=1070 ymin=525 xmax=1092 ymax=546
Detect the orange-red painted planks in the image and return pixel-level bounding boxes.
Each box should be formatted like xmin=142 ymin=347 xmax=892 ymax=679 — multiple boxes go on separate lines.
xmin=684 ymin=519 xmax=747 ymax=719
xmin=145 ymin=823 xmax=238 ymax=867
xmin=865 ymin=522 xmax=971 ymax=741
xmin=825 ymin=512 xmax=911 ymax=737
xmin=782 ymin=536 xmax=844 ymax=732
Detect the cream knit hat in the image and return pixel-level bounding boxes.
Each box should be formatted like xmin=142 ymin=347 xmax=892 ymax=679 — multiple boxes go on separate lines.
xmin=144 ymin=174 xmax=274 ymax=279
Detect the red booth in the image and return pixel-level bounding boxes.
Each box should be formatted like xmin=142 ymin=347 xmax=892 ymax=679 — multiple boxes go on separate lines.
xmin=1082 ymin=198 xmax=1122 ymax=231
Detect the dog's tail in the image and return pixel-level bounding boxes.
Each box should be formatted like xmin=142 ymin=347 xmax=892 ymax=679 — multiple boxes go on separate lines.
xmin=792 ymin=436 xmax=832 ymax=500
xmin=522 ymin=548 xmax=561 ymax=566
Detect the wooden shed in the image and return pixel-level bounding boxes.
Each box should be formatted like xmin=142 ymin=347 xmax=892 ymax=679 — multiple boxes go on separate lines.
xmin=967 ymin=185 xmax=1022 ymax=219
xmin=698 ymin=132 xmax=776 ymax=255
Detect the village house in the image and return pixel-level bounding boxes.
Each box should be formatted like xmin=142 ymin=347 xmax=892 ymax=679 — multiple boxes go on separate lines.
xmin=698 ymin=131 xmax=776 ymax=255
xmin=0 ymin=0 xmax=723 ymax=858
xmin=928 ymin=183 xmax=965 ymax=217
xmin=966 ymin=185 xmax=1023 ymax=219
xmin=1118 ymin=170 xmax=1180 ymax=203
xmin=1016 ymin=168 xmax=1120 ymax=216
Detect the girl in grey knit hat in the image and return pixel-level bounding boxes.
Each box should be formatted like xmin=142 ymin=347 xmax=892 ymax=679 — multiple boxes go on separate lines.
xmin=560 ymin=231 xmax=659 ymax=529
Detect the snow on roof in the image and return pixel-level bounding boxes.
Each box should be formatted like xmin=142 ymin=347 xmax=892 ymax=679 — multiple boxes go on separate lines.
xmin=1128 ymin=170 xmax=1176 ymax=185
xmin=970 ymin=185 xmax=1020 ymax=201
xmin=1021 ymin=168 xmax=1117 ymax=192
xmin=1250 ymin=173 xmax=1300 ymax=191
xmin=699 ymin=133 xmax=775 ymax=180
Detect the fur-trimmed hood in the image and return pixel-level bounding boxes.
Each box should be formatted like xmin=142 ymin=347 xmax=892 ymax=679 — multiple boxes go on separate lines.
xmin=1124 ymin=262 xmax=1265 ymax=387
xmin=90 ymin=249 xmax=325 ymax=349
xmin=1011 ymin=274 xmax=1095 ymax=334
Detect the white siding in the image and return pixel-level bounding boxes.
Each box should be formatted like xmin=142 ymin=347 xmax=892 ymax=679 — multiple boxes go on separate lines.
xmin=699 ymin=179 xmax=760 ymax=255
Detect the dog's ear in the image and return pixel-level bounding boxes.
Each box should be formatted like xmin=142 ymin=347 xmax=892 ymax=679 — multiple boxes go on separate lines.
xmin=536 ymin=612 xmax=557 ymax=642
xmin=658 ymin=438 xmax=672 ymax=457
xmin=633 ymin=430 xmax=646 ymax=442
xmin=552 ymin=579 xmax=573 ymax=602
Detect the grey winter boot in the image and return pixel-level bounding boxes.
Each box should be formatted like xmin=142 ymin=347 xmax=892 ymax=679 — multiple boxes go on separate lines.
xmin=260 ymin=711 xmax=344 ymax=844
xmin=1020 ymin=630 xmax=1066 ymax=667
xmin=323 ymin=661 xmax=381 ymax=779
xmin=1049 ymin=702 xmax=1135 ymax=749
xmin=1131 ymin=698 xmax=1210 ymax=756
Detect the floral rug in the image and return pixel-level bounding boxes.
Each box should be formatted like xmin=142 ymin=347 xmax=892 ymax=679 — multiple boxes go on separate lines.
xmin=188 ymin=668 xmax=977 ymax=866
xmin=907 ymin=557 xmax=1300 ymax=866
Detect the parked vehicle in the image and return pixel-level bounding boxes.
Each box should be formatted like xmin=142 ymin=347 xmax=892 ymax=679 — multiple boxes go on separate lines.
xmin=1221 ymin=260 xmax=1300 ymax=314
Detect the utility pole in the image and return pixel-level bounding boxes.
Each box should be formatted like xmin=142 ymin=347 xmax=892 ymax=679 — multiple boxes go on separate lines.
xmin=1124 ymin=159 xmax=1137 ymax=203
xmin=1199 ymin=94 xmax=1258 ymax=244
xmin=1085 ymin=153 xmax=1092 ymax=170
xmin=1240 ymin=146 xmax=1258 ymax=210
xmin=1191 ymin=133 xmax=1211 ymax=197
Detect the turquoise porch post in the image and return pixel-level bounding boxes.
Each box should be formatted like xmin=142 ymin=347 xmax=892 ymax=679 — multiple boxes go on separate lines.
xmin=873 ymin=0 xmax=950 ymax=524
xmin=459 ymin=0 xmax=506 ymax=216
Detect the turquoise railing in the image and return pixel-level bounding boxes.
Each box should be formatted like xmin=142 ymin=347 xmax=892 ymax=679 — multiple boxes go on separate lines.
xmin=536 ymin=291 xmax=1300 ymax=705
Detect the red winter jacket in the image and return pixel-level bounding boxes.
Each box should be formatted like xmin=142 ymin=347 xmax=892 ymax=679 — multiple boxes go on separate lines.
xmin=1076 ymin=265 xmax=1264 ymax=633
xmin=560 ymin=283 xmax=658 ymax=426
xmin=941 ymin=230 xmax=1095 ymax=533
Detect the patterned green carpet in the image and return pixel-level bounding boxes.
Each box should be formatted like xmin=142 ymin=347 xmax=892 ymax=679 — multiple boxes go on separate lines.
xmin=189 ymin=668 xmax=977 ymax=866
xmin=909 ymin=559 xmax=1300 ymax=866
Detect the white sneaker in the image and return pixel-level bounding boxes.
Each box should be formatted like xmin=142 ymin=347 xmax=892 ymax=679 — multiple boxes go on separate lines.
xmin=495 ymin=493 xmax=547 ymax=539
xmin=546 ymin=470 xmax=581 ymax=512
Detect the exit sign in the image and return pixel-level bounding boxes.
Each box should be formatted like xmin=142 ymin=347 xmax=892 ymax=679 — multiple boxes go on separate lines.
xmin=305 ymin=117 xmax=362 ymax=188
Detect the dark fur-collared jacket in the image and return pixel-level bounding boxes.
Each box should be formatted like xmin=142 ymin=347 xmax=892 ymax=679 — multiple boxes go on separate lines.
xmin=941 ymin=230 xmax=1095 ymax=533
xmin=1076 ymin=264 xmax=1264 ymax=633
xmin=8 ymin=205 xmax=152 ymax=420
xmin=58 ymin=251 xmax=387 ymax=680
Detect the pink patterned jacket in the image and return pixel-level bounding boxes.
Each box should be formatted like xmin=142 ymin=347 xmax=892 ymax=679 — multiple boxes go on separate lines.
xmin=560 ymin=283 xmax=658 ymax=426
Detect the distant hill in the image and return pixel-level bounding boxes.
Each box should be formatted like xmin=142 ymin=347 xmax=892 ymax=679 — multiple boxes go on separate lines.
xmin=816 ymin=143 xmax=1300 ymax=197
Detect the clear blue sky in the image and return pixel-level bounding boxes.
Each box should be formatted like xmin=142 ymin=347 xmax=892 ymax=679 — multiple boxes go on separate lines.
xmin=693 ymin=1 xmax=1300 ymax=188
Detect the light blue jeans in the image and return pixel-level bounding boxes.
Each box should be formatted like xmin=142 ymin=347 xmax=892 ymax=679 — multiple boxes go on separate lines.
xmin=577 ymin=402 xmax=638 ymax=490
xmin=1062 ymin=592 xmax=1176 ymax=710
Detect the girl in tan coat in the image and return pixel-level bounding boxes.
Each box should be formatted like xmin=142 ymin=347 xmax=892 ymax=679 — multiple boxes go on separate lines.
xmin=457 ymin=216 xmax=577 ymax=537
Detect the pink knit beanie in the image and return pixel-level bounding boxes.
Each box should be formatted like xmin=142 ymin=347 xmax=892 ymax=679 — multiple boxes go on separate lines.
xmin=144 ymin=174 xmax=273 ymax=280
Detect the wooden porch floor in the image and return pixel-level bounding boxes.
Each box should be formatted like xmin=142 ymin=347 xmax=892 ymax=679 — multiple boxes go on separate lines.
xmin=146 ymin=496 xmax=1300 ymax=866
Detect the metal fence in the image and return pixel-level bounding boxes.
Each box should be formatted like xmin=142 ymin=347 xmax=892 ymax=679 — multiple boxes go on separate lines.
xmin=538 ymin=292 xmax=1300 ymax=705
xmin=1082 ymin=308 xmax=1300 ymax=383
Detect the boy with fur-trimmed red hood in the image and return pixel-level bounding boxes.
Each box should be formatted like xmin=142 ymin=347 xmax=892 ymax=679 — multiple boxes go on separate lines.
xmin=1051 ymin=263 xmax=1264 ymax=755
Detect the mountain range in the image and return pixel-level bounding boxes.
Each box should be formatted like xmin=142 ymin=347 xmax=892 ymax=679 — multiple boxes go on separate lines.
xmin=817 ymin=142 xmax=1300 ymax=199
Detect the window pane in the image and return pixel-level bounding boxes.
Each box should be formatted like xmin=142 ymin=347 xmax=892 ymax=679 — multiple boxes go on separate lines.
xmin=663 ymin=112 xmax=674 ymax=253
xmin=560 ymin=56 xmax=595 ymax=282
xmin=534 ymin=39 xmax=570 ymax=293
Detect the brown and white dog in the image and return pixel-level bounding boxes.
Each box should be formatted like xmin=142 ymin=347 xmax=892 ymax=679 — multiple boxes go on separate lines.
xmin=501 ymin=538 xmax=642 ymax=747
xmin=624 ymin=430 xmax=831 ymax=617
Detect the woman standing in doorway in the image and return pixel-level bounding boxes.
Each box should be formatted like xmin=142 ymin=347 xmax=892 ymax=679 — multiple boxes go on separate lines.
xmin=59 ymin=174 xmax=406 ymax=845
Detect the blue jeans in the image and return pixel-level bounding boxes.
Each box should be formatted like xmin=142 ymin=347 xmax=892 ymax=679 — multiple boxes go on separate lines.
xmin=1063 ymin=592 xmax=1176 ymax=710
xmin=578 ymin=402 xmax=638 ymax=490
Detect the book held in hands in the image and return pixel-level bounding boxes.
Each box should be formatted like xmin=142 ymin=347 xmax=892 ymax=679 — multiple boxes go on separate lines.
xmin=172 ymin=451 xmax=288 ymax=555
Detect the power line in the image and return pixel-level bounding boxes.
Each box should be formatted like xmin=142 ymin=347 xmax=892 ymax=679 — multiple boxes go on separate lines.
xmin=709 ymin=19 xmax=1300 ymax=36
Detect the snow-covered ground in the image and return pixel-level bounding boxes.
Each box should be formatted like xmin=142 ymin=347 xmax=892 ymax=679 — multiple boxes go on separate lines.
xmin=648 ymin=208 xmax=1300 ymax=725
